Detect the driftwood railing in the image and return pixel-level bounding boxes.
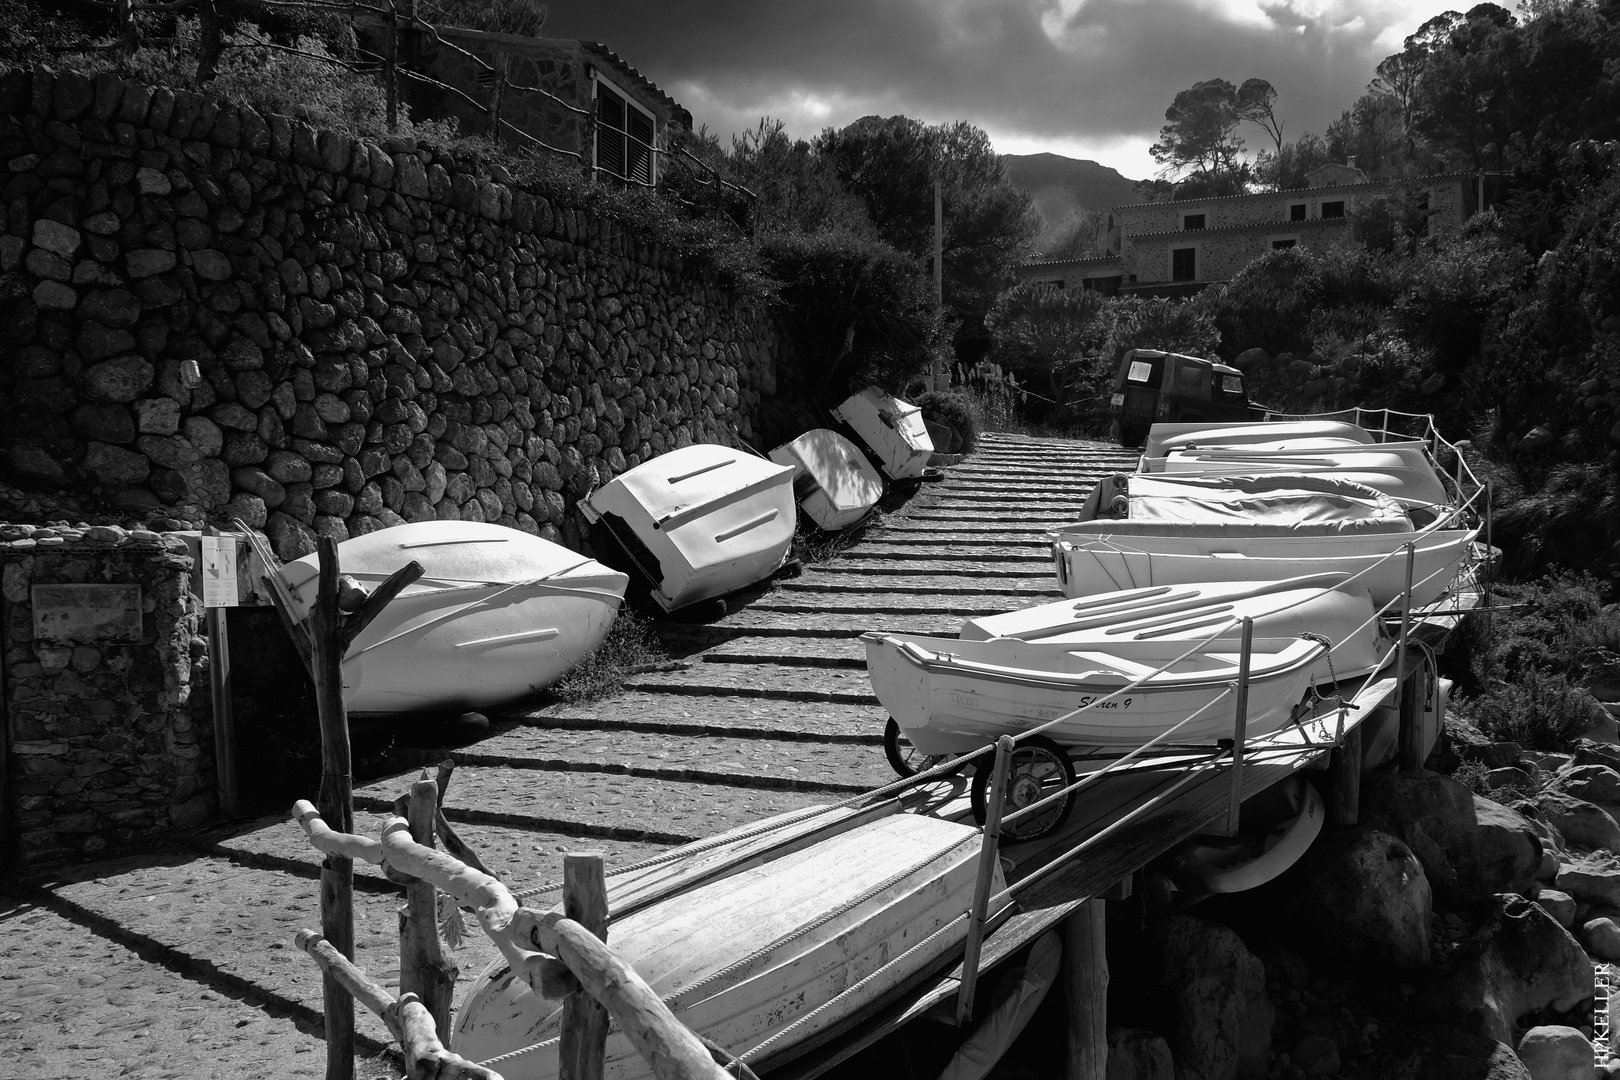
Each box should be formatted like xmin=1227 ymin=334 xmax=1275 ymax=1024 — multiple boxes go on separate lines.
xmin=291 ymin=788 xmax=731 ymax=1080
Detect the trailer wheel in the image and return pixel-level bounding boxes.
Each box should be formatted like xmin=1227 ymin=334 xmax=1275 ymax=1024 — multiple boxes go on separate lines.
xmin=883 ymin=718 xmax=965 ymax=779
xmin=970 ymin=735 xmax=1077 ymax=842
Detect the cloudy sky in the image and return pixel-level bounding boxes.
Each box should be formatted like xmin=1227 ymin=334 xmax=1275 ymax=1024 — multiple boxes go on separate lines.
xmin=539 ymin=0 xmax=1463 ymax=180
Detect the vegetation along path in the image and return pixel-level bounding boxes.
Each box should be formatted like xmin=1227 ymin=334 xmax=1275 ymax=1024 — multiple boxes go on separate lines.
xmin=2 ymin=432 xmax=1136 ymax=1077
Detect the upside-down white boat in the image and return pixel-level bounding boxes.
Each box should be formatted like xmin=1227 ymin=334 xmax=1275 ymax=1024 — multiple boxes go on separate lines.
xmin=832 ymin=386 xmax=934 ymax=480
xmin=1145 ymin=442 xmax=1456 ymax=509
xmin=1049 ymin=473 xmax=1478 ymax=609
xmin=863 ymin=628 xmax=1327 ymax=758
xmin=769 ymin=428 xmax=885 ymax=531
xmin=277 ymin=522 xmax=627 ymax=714
xmin=579 ymin=443 xmax=796 ymax=612
xmin=961 ymin=573 xmax=1393 ymax=690
xmin=453 ymin=809 xmax=1009 ymax=1079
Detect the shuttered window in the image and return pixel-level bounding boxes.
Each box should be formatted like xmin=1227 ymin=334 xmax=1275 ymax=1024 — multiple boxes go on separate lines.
xmin=594 ymin=77 xmax=656 ymax=187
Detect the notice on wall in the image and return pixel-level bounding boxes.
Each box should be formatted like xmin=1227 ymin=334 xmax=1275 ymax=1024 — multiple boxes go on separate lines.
xmin=32 ymin=584 xmax=144 ymax=644
xmin=199 ymin=533 xmax=239 ymax=608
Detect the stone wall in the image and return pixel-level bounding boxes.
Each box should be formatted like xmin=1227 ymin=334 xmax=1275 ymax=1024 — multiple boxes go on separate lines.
xmin=0 ymin=66 xmax=779 ymax=563
xmin=1 ymin=523 xmax=206 ymax=864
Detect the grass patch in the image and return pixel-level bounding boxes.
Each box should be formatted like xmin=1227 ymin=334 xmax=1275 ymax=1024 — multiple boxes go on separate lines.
xmin=549 ymin=608 xmax=668 ymax=705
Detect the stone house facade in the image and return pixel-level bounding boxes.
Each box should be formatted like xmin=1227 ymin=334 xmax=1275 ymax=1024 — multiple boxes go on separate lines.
xmin=1020 ymin=168 xmax=1488 ymax=297
xmin=357 ymin=22 xmax=690 ymax=188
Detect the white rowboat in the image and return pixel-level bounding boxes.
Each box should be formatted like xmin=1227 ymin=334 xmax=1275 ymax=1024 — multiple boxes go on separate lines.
xmin=580 ymin=444 xmax=796 ymax=612
xmin=452 ymin=812 xmax=1008 ymax=1079
xmin=962 ymin=574 xmax=1393 ymax=690
xmin=1049 ymin=474 xmax=1478 ymax=609
xmin=769 ymin=428 xmax=885 ymax=531
xmin=863 ymin=631 xmax=1327 ymax=757
xmin=1142 ymin=420 xmax=1376 ymax=458
xmin=832 ymin=386 xmax=934 ymax=481
xmin=278 ymin=522 xmax=627 ymax=714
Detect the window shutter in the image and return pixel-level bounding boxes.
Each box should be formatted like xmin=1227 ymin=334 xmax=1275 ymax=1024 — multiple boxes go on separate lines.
xmin=596 ymin=86 xmax=627 ymax=179
xmin=626 ymin=108 xmax=654 ymax=185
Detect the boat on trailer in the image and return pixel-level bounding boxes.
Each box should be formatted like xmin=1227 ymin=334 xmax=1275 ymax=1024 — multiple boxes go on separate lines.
xmin=1048 ymin=473 xmax=1479 ymax=609
xmin=769 ymin=428 xmax=885 ymax=531
xmin=579 ymin=443 xmax=796 ymax=612
xmin=277 ymin=522 xmax=627 ymax=714
xmin=453 ymin=809 xmax=1009 ymax=1079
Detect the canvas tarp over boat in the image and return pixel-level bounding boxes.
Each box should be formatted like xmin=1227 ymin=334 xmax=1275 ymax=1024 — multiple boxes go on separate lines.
xmin=1073 ymin=474 xmax=1413 ymax=538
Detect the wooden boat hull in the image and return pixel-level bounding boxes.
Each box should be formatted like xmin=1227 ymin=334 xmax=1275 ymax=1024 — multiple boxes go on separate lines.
xmin=770 ymin=429 xmax=884 ymax=531
xmin=862 ymin=633 xmax=1327 ymax=755
xmin=832 ymin=387 xmax=934 ymax=481
xmin=1050 ymin=526 xmax=1478 ymax=609
xmin=453 ymin=814 xmax=1007 ymax=1079
xmin=961 ymin=574 xmax=1392 ymax=689
xmin=580 ymin=444 xmax=796 ymax=612
xmin=278 ymin=522 xmax=627 ymax=713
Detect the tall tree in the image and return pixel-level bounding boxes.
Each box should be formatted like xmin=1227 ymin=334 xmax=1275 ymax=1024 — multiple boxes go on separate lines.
xmin=1235 ymin=78 xmax=1285 ymax=186
xmin=1149 ymin=78 xmax=1247 ymax=188
xmin=1369 ymin=46 xmax=1426 ymax=160
xmin=1411 ymin=5 xmax=1519 ymax=169
xmin=815 ymin=115 xmax=1040 ymax=318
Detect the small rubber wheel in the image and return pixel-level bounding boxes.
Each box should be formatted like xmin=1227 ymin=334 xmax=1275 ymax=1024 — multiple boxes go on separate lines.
xmin=970 ymin=735 xmax=1077 ymax=842
xmin=884 ymin=718 xmax=963 ymax=779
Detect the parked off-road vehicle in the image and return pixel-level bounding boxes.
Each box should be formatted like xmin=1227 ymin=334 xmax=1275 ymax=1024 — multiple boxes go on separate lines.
xmin=1107 ymin=349 xmax=1265 ymax=448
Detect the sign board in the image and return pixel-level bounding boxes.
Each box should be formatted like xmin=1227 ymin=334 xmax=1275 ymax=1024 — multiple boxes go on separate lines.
xmin=31 ymin=584 xmax=144 ymax=644
xmin=199 ymin=533 xmax=239 ymax=608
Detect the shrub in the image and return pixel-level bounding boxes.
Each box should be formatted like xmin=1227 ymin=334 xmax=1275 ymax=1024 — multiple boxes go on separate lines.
xmin=1456 ymin=670 xmax=1604 ymax=751
xmin=1206 ymin=247 xmax=1325 ymax=360
xmin=1492 ymin=465 xmax=1620 ymax=579
xmin=916 ymin=390 xmax=979 ymax=453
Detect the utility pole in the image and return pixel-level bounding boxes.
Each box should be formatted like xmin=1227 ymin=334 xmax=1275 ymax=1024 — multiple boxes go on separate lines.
xmin=933 ymin=179 xmax=945 ymax=391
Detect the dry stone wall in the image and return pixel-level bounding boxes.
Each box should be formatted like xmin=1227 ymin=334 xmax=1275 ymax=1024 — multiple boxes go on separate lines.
xmin=0 ymin=66 xmax=778 ymax=562
xmin=1 ymin=524 xmax=207 ymax=864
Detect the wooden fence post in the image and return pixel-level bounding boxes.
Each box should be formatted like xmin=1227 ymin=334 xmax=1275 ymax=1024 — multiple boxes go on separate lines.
xmin=1064 ymin=899 xmax=1107 ymax=1080
xmin=312 ymin=536 xmax=356 ymax=1080
xmin=561 ymin=852 xmax=611 ymax=1080
xmin=1327 ymin=724 xmax=1362 ymax=827
xmin=402 ymin=777 xmax=457 ymax=1043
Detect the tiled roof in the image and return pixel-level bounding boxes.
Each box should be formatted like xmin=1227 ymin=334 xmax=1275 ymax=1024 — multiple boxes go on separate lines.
xmin=581 ymin=42 xmax=692 ymax=130
xmin=1126 ymin=217 xmax=1353 ymax=242
xmin=1112 ymin=171 xmax=1484 ymax=214
xmin=1022 ymin=255 xmax=1122 ymax=270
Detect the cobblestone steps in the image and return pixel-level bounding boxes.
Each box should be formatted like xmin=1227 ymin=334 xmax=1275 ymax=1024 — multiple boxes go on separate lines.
xmin=513 ymin=691 xmax=887 ymax=743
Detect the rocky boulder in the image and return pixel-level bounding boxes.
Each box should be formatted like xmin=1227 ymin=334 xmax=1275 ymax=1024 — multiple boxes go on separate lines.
xmin=1534 ymin=791 xmax=1620 ymax=852
xmin=1364 ymin=770 xmax=1542 ymax=905
xmin=1265 ymin=827 xmax=1431 ymax=969
xmin=1155 ymin=914 xmax=1272 ymax=1079
xmin=1106 ymin=1028 xmax=1173 ymax=1080
xmin=1552 ymin=762 xmax=1620 ymax=806
xmin=1425 ymin=894 xmax=1593 ymax=1043
xmin=1536 ymin=888 xmax=1577 ymax=929
xmin=1374 ymin=1025 xmax=1530 ymax=1080
xmin=1583 ymin=916 xmax=1620 ymax=961
xmin=1557 ymin=852 xmax=1620 ymax=908
xmin=1515 ymin=1025 xmax=1595 ymax=1080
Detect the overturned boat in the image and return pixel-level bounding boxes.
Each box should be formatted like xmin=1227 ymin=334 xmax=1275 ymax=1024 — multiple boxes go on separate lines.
xmin=769 ymin=427 xmax=885 ymax=531
xmin=453 ymin=810 xmax=1008 ymax=1079
xmin=580 ymin=443 xmax=796 ymax=612
xmin=278 ymin=521 xmax=627 ymax=714
xmin=1145 ymin=441 xmax=1456 ymax=510
xmin=832 ymin=386 xmax=935 ymax=481
xmin=1142 ymin=419 xmax=1377 ymax=459
xmin=1049 ymin=473 xmax=1478 ymax=609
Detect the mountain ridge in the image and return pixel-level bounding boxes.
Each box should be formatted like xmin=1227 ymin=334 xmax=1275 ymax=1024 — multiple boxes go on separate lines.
xmin=1002 ymin=152 xmax=1141 ymax=250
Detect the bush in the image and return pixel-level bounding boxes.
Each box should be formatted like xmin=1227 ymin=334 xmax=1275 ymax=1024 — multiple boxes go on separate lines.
xmin=549 ymin=609 xmax=666 ymax=705
xmin=758 ymin=227 xmax=935 ymax=402
xmin=1207 ymin=247 xmax=1325 ymax=360
xmin=1492 ymin=465 xmax=1620 ymax=579
xmin=916 ymin=390 xmax=979 ymax=453
xmin=1456 ymin=670 xmax=1604 ymax=751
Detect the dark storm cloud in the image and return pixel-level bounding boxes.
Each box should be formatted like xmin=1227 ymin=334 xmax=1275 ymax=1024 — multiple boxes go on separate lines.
xmin=536 ymin=0 xmax=1449 ymax=175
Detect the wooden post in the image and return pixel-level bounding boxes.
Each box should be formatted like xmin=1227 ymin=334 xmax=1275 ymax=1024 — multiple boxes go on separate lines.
xmin=1327 ymin=723 xmax=1362 ymax=827
xmin=1064 ymin=899 xmax=1107 ymax=1080
xmin=957 ymin=735 xmax=1014 ymax=1025
xmin=382 ymin=0 xmax=398 ymax=131
xmin=1394 ymin=542 xmax=1421 ymax=771
xmin=1224 ymin=617 xmax=1254 ymax=835
xmin=203 ymin=527 xmax=239 ymax=818
xmin=561 ymin=853 xmax=611 ymax=1080
xmin=402 ymin=777 xmax=456 ymax=1043
xmin=196 ymin=0 xmax=223 ymax=82
xmin=312 ymin=536 xmax=356 ymax=1080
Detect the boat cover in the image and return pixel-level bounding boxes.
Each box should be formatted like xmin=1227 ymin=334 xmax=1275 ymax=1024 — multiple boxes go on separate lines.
xmin=1070 ymin=473 xmax=1413 ymax=537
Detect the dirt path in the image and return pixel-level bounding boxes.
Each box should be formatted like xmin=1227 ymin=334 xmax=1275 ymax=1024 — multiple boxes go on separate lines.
xmin=6 ymin=432 xmax=1133 ymax=1076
